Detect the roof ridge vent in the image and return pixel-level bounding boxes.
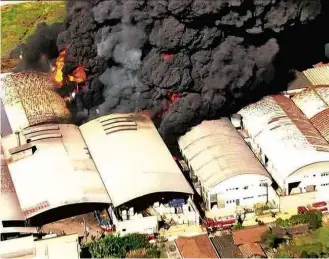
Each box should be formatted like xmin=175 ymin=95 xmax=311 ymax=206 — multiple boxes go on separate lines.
xmin=9 ymin=143 xmax=37 ymax=162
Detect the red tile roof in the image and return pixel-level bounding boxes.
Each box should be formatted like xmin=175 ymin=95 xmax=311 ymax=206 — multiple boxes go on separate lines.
xmin=233 ymin=226 xmax=268 ymax=246
xmin=238 ymin=243 xmax=266 ymax=258
xmin=175 ymin=234 xmax=218 ymax=258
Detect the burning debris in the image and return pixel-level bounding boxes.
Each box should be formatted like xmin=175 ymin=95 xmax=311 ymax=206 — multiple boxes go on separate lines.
xmin=10 ymin=0 xmax=329 ymax=142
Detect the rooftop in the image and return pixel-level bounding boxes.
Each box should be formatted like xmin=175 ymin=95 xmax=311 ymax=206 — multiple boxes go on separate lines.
xmin=175 ymin=234 xmax=218 ymax=258
xmin=178 ymin=118 xmax=270 ymax=190
xmin=0 ymin=72 xmax=71 ymax=133
xmin=232 ymin=226 xmax=268 ymax=245
xmin=238 ymin=243 xmax=266 ymax=258
xmin=210 ymin=234 xmax=243 ymax=258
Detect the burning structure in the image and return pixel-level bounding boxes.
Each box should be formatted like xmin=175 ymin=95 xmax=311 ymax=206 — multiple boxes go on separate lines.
xmin=0 ymin=73 xmax=71 ymax=134
xmin=11 ymin=0 xmax=328 ymax=143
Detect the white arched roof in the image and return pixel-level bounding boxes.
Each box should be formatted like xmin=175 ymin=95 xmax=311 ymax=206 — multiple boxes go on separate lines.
xmin=1 ymin=124 xmax=111 ymax=219
xmin=0 ymin=72 xmax=71 ymax=133
xmin=178 ymin=118 xmax=271 ymax=190
xmin=292 ymin=85 xmax=329 ymax=141
xmin=239 ymin=95 xmax=329 ymax=182
xmin=79 ymin=113 xmax=193 ymax=207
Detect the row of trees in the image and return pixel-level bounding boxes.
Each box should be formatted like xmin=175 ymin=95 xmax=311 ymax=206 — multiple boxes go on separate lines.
xmin=84 ymin=233 xmax=161 ymax=258
xmin=275 ymin=211 xmax=322 ymax=230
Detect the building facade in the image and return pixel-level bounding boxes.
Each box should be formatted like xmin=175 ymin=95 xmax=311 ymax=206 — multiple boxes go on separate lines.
xmin=178 ymin=118 xmax=272 ymax=212
xmin=239 ymin=95 xmax=329 ymax=196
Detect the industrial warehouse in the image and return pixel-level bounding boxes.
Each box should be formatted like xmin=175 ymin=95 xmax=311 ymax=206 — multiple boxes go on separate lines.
xmin=0 ymin=67 xmax=329 ymax=257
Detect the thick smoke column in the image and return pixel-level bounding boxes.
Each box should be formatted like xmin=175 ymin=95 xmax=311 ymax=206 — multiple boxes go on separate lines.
xmin=12 ymin=22 xmax=64 ymax=72
xmin=56 ymin=0 xmax=324 ymax=141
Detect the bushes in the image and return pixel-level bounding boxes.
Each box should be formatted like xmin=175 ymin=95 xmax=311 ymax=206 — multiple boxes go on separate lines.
xmin=232 ymin=222 xmax=244 ymax=230
xmin=85 ymin=233 xmax=160 ymax=258
xmin=261 ymin=231 xmax=285 ymax=248
xmin=276 ymin=211 xmax=322 ymax=229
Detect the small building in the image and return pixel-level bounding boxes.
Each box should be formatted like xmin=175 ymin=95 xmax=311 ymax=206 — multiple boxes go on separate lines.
xmin=239 ymin=95 xmax=329 ymax=196
xmin=175 ymin=234 xmax=218 ymax=258
xmin=1 ymin=124 xmax=111 ymax=226
xmin=79 ymin=113 xmax=198 ymax=235
xmin=178 ymin=118 xmax=272 ymax=212
xmin=0 ymin=234 xmax=80 ymax=259
xmin=232 ymin=226 xmax=268 ymax=258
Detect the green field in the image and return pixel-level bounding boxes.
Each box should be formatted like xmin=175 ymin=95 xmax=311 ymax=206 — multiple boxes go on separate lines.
xmin=1 ymin=1 xmax=66 ymax=56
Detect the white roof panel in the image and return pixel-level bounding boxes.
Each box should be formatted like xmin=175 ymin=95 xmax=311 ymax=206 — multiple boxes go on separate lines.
xmin=79 ymin=113 xmax=193 ymax=207
xmin=1 ymin=124 xmax=111 ymax=219
xmin=178 ymin=118 xmax=270 ymax=190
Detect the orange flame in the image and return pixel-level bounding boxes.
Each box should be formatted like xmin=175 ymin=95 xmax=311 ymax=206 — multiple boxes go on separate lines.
xmin=68 ymin=65 xmax=87 ymax=83
xmin=52 ymin=48 xmax=87 ymax=88
xmin=52 ymin=49 xmax=66 ymax=86
xmin=167 ymin=92 xmax=180 ymax=102
xmin=162 ymin=53 xmax=174 ymax=61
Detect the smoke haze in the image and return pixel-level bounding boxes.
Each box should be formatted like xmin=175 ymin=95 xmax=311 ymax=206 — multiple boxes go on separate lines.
xmin=11 ymin=0 xmax=329 ymax=143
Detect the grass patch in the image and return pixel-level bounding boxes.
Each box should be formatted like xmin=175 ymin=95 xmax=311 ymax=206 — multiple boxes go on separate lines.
xmin=294 ymin=226 xmax=329 ymax=247
xmin=276 ymin=227 xmax=329 ymax=257
xmin=1 ymin=1 xmax=66 ymax=56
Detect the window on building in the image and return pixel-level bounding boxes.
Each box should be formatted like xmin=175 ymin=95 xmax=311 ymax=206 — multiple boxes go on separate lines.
xmin=243 ymin=196 xmax=254 ymax=200
xmin=264 ymin=155 xmax=269 ymax=165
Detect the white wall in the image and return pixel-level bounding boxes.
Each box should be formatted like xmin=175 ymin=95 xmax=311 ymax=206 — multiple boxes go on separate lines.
xmin=285 ymin=164 xmax=329 ymax=194
xmin=208 ymin=174 xmax=271 ymax=210
xmin=116 ymin=216 xmax=158 ymax=235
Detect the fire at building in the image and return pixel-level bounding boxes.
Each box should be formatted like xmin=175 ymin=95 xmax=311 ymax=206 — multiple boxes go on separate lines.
xmin=1 ymin=0 xmax=329 ymax=250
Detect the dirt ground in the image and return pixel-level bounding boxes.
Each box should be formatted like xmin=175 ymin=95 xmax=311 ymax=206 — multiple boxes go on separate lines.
xmin=40 ymin=213 xmax=104 ymax=243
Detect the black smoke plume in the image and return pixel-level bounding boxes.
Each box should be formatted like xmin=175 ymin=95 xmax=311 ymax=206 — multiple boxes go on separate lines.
xmin=12 ymin=0 xmax=329 ymax=143
xmin=12 ymin=22 xmax=65 ymax=72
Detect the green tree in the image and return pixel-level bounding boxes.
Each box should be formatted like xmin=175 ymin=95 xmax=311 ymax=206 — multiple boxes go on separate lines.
xmin=85 ymin=233 xmax=159 ymax=258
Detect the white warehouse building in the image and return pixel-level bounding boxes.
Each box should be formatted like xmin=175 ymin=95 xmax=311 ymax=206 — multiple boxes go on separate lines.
xmin=239 ymin=94 xmax=329 ymax=196
xmin=1 ymin=124 xmax=111 ymax=225
xmin=178 ymin=118 xmax=272 ymax=212
xmin=79 ymin=113 xmax=198 ymax=235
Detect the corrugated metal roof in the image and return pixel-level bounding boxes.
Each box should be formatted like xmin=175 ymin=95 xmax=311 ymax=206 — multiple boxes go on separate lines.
xmin=303 ymin=66 xmax=329 ymax=85
xmin=178 ymin=118 xmax=270 ymax=190
xmin=292 ymin=85 xmax=329 ymax=141
xmin=1 ymin=124 xmax=111 ymax=219
xmin=239 ymin=95 xmax=329 ymax=183
xmin=79 ymin=113 xmax=193 ymax=207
